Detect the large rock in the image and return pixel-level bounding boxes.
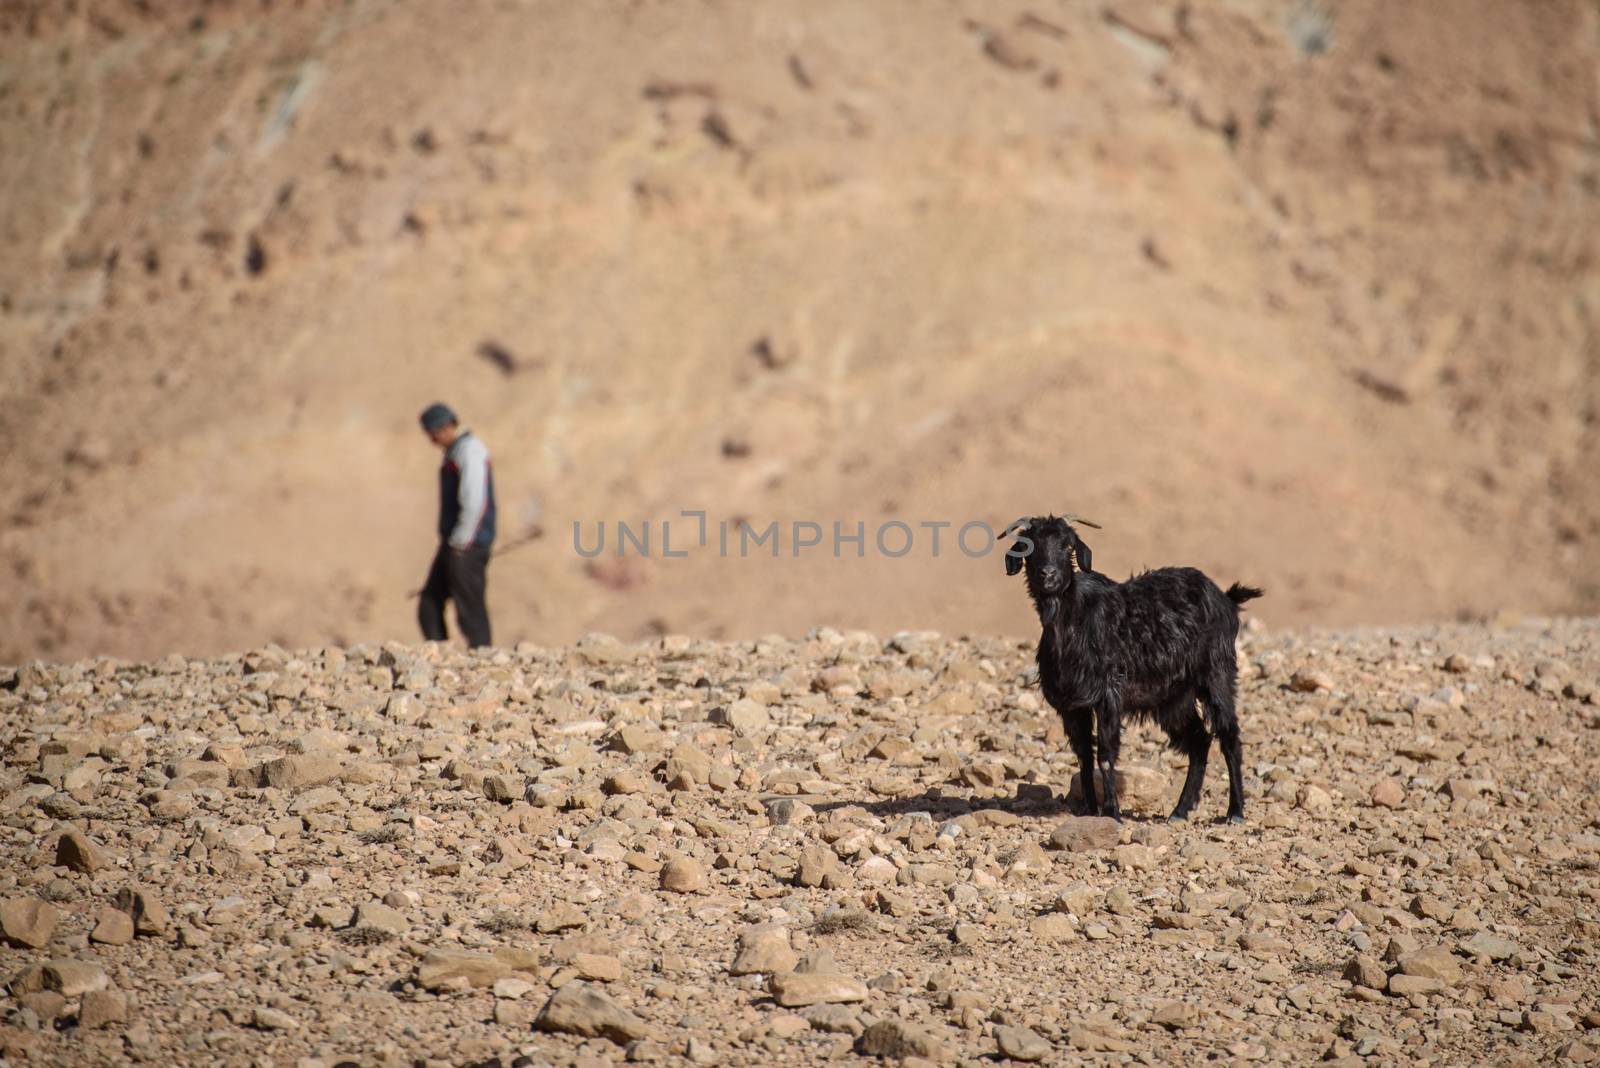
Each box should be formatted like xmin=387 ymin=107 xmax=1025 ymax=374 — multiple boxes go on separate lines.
xmin=1027 ymin=914 xmax=1075 ymax=940
xmin=535 ymin=904 xmax=588 ymax=933
xmin=1443 ymin=777 xmax=1496 ymax=800
xmin=1068 ymin=1024 xmax=1136 ymax=1053
xmin=1460 ymin=931 xmax=1521 ymax=961
xmin=1295 ymin=784 xmax=1333 ymax=814
xmin=19 ymin=990 xmax=67 ymax=1025
xmin=416 ymin=948 xmax=511 ymax=990
xmin=113 ymin=885 xmax=169 ymax=937
xmin=1240 ymin=931 xmax=1292 ymax=955
xmin=207 ymin=898 xmax=250 ymax=925
xmin=764 ymin=798 xmax=815 ymax=826
xmin=534 ymin=982 xmax=651 ymax=1044
xmin=353 ymin=901 xmax=408 ymax=935
xmin=89 ymin=907 xmax=134 ymax=946
xmin=288 ymin=786 xmax=343 ymax=814
xmin=79 ymin=989 xmax=127 ymax=1029
xmin=165 ymin=759 xmax=230 ymax=789
xmin=249 ymin=754 xmax=344 ymax=790
xmin=857 ymin=856 xmax=897 ymax=883
xmin=1342 ymin=954 xmax=1387 ymax=990
xmin=290 ymin=728 xmax=349 ymax=753
xmin=1289 ymin=669 xmax=1335 ymax=692
xmin=901 ymin=862 xmax=959 ymax=886
xmin=857 ymin=1019 xmax=953 ymax=1062
xmin=1068 ymin=765 xmax=1166 ymax=810
xmin=252 ymin=1007 xmax=299 ymax=1031
xmin=55 ymin=829 xmax=109 ymax=873
xmin=1150 ymin=1001 xmax=1199 ymax=1030
xmin=1053 ymin=884 xmax=1097 ymax=916
xmin=572 ymin=953 xmax=622 ymax=982
xmin=611 ymin=724 xmax=665 ymax=754
xmin=729 ymin=924 xmax=797 ymax=976
xmin=1047 ymin=816 xmax=1122 ymax=852
xmin=994 ymin=1024 xmax=1051 ymax=1061
xmin=769 ymin=971 xmax=869 ymax=1007
xmin=1397 ymin=946 xmax=1463 ymax=985
xmin=42 ymin=959 xmax=109 ymax=997
xmin=8 ymin=963 xmax=48 ymax=995
xmin=796 ymin=845 xmax=837 ymax=888
xmin=660 ymin=856 xmax=706 ymax=893
xmin=719 ymin=698 xmax=771 ymax=732
xmin=1388 ymin=974 xmax=1442 ymax=997
xmin=482 ymin=773 xmax=523 ymax=802
xmin=1370 ymin=779 xmax=1405 ymax=809
xmin=659 ymin=745 xmax=712 ymax=789
xmin=0 ymin=898 xmax=58 ymax=948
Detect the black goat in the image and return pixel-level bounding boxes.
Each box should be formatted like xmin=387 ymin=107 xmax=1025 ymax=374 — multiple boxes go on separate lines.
xmin=1005 ymin=515 xmax=1261 ymax=822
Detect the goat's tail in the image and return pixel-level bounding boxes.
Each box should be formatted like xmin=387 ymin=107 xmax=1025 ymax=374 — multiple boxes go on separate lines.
xmin=1226 ymin=582 xmax=1264 ymax=607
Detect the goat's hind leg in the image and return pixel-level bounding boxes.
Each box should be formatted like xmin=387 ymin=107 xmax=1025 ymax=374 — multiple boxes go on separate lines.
xmin=1202 ymin=666 xmax=1246 ymax=823
xmin=1161 ymin=690 xmax=1210 ymax=822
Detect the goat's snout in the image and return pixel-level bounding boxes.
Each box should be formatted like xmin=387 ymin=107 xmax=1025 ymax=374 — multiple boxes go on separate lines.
xmin=1038 ymin=564 xmax=1066 ymax=592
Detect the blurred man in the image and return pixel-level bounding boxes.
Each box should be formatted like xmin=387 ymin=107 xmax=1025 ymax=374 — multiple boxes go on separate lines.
xmin=417 ymin=403 xmax=495 ymax=648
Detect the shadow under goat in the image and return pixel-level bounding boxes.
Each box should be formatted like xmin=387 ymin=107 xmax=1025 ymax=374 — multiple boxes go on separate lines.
xmin=1005 ymin=515 xmax=1262 ymax=822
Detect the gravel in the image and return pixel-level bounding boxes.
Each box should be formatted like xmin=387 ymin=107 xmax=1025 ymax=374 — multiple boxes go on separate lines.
xmin=0 ymin=619 xmax=1596 ymax=1065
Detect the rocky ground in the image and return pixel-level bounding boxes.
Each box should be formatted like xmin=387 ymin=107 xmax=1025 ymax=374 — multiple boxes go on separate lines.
xmin=2 ymin=619 xmax=1599 ymax=1068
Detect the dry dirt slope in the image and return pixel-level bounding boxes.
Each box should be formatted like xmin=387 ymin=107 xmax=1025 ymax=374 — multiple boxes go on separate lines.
xmin=1 ymin=0 xmax=1598 ymax=661
xmin=0 ymin=621 xmax=1597 ymax=1066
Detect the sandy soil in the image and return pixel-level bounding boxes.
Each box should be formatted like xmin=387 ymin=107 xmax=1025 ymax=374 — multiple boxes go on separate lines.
xmin=2 ymin=0 xmax=1598 ymax=661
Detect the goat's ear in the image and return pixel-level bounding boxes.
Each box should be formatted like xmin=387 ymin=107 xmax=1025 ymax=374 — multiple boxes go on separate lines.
xmin=1070 ymin=530 xmax=1093 ymax=574
xmin=1004 ymin=519 xmax=1033 ymax=577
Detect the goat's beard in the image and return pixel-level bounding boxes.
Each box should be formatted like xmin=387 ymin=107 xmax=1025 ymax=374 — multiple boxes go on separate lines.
xmin=1032 ymin=592 xmax=1062 ymax=626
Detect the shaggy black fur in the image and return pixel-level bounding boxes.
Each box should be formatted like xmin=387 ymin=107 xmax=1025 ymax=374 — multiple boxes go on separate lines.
xmin=1005 ymin=516 xmax=1262 ymax=822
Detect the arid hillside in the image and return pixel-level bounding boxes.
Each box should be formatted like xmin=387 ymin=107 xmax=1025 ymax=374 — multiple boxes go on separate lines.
xmin=2 ymin=0 xmax=1598 ymax=660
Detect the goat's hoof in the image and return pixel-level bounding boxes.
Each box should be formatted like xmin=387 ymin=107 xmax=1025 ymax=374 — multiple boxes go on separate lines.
xmin=1225 ymin=813 xmax=1246 ymax=825
xmin=1164 ymin=813 xmax=1191 ymax=824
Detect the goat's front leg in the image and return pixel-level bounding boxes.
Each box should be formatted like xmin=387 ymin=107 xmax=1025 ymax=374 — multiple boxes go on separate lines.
xmin=1063 ymin=713 xmax=1097 ymax=816
xmin=1095 ymin=705 xmax=1123 ymax=820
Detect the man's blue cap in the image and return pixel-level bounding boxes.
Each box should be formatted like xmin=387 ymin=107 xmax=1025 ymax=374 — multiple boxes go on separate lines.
xmin=419 ymin=402 xmax=457 ymax=431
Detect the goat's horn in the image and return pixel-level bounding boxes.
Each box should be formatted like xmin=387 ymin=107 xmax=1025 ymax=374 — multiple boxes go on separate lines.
xmin=1062 ymin=514 xmax=1103 ymax=529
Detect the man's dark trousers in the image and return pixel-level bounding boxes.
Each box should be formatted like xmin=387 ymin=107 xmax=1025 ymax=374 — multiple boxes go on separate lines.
xmin=418 ymin=544 xmax=492 ymax=648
